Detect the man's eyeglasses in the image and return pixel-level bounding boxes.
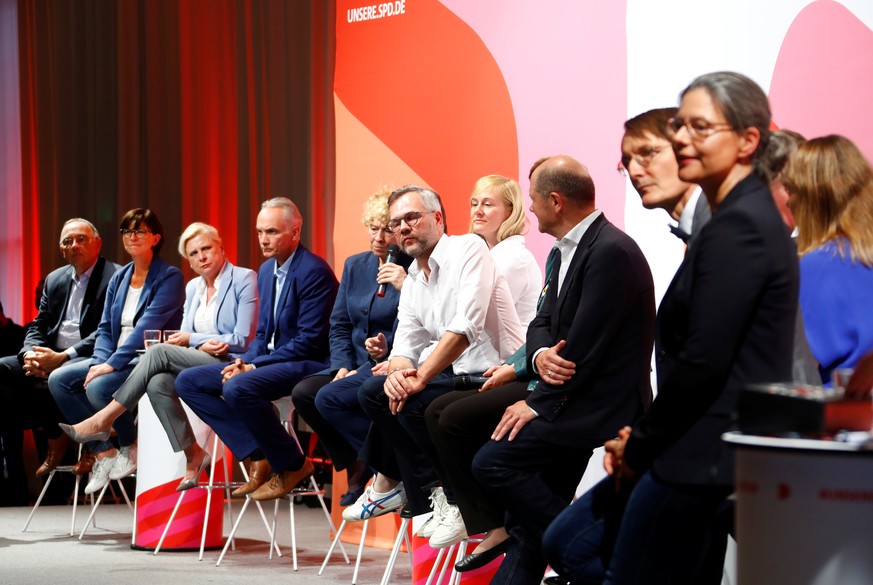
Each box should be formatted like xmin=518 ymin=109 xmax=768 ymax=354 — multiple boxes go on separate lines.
xmin=61 ymin=235 xmax=92 ymax=248
xmin=387 ymin=211 xmax=435 ymax=233
xmin=618 ymin=145 xmax=670 ymax=175
xmin=120 ymin=228 xmax=151 ymax=239
xmin=666 ymin=117 xmax=733 ymax=141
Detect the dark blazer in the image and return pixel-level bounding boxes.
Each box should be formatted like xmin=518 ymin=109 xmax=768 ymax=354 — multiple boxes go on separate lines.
xmin=525 ymin=214 xmax=656 ymax=448
xmin=19 ymin=256 xmax=119 ymax=363
xmin=327 ymin=251 xmax=411 ymax=373
xmin=625 ymin=173 xmax=798 ymax=486
xmin=242 ymin=245 xmax=339 ymax=368
xmin=92 ymin=256 xmax=185 ymax=370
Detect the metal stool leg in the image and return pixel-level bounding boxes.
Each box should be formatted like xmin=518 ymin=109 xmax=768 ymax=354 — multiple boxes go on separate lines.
xmin=380 ymin=516 xmax=411 ymax=585
xmin=425 ymin=545 xmax=448 ymax=585
xmin=21 ymin=470 xmax=56 ymax=532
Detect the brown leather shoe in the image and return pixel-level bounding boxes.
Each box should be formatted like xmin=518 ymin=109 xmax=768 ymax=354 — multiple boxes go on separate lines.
xmin=251 ymin=458 xmax=314 ymax=501
xmin=231 ymin=459 xmax=272 ymax=496
xmin=71 ymin=448 xmax=96 ymax=475
xmin=35 ymin=433 xmax=71 ymax=477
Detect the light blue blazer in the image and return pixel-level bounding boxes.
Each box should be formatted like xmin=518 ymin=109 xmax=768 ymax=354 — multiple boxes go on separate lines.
xmin=181 ymin=261 xmax=259 ymax=356
xmin=92 ymin=256 xmax=185 ymax=370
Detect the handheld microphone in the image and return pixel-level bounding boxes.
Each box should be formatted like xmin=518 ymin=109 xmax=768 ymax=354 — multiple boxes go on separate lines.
xmin=377 ymin=244 xmax=401 ymax=298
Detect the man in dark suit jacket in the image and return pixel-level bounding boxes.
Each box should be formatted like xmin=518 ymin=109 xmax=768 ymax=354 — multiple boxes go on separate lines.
xmin=471 ymin=155 xmax=656 ymax=585
xmin=176 ymin=197 xmax=338 ymax=501
xmin=0 ymin=219 xmax=118 ymax=502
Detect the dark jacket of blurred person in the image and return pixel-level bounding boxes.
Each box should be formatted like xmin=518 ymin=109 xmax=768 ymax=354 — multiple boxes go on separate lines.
xmin=0 ymin=302 xmax=25 ymax=358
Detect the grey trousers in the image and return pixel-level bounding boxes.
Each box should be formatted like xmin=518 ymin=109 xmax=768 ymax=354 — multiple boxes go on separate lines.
xmin=113 ymin=344 xmax=223 ymax=452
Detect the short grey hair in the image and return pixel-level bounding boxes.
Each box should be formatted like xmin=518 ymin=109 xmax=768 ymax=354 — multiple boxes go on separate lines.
xmin=681 ymin=71 xmax=771 ymax=175
xmin=178 ymin=222 xmax=222 ymax=257
xmin=387 ymin=185 xmax=448 ymax=233
xmin=60 ymin=218 xmax=100 ymax=241
xmin=261 ymin=197 xmax=303 ymax=229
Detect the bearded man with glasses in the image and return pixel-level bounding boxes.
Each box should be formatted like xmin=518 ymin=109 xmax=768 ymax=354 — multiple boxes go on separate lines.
xmin=342 ymin=185 xmax=525 ymax=536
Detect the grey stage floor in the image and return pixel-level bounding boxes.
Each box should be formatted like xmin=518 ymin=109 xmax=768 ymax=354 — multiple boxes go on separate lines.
xmin=0 ymin=501 xmax=404 ymax=585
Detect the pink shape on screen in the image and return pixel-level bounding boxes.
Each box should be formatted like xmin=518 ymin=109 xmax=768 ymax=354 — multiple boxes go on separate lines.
xmin=440 ymin=1 xmax=628 ymax=262
xmin=770 ymin=1 xmax=873 ymax=158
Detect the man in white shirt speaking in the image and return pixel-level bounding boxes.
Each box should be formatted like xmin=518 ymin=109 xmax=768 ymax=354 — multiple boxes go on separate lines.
xmin=344 ymin=185 xmax=524 ymax=536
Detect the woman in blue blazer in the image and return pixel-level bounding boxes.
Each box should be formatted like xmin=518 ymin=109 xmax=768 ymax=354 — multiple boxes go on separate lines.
xmin=291 ymin=190 xmax=411 ymax=505
xmin=49 ymin=209 xmax=185 ymax=494
xmin=60 ymin=222 xmax=259 ymax=491
xmin=781 ymin=136 xmax=873 ymax=386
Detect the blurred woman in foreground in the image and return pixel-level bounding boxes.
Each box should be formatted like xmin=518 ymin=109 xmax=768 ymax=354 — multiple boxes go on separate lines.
xmin=543 ymin=71 xmax=799 ymax=585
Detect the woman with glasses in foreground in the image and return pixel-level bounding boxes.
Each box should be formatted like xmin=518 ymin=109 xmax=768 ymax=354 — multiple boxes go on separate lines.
xmin=49 ymin=209 xmax=185 ymax=495
xmin=542 ymin=72 xmax=799 ymax=585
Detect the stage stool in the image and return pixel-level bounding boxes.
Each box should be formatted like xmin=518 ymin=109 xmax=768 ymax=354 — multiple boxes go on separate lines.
xmin=154 ymin=430 xmax=281 ymax=560
xmin=215 ymin=396 xmax=346 ymax=568
xmin=22 ymin=443 xmax=86 ymax=535
xmin=425 ymin=537 xmax=481 ymax=585
xmin=266 ymin=395 xmax=348 ymax=571
xmin=267 ymin=474 xmax=349 ymax=571
xmin=78 ymin=470 xmax=135 ymax=540
xmin=319 ymin=510 xmax=413 ymax=585
xmin=319 ymin=516 xmax=369 ymax=584
xmin=378 ymin=511 xmax=414 ymax=585
xmin=22 ymin=439 xmax=136 ymax=540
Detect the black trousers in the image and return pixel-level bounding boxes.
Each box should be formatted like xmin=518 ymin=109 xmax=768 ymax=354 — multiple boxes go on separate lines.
xmin=358 ymin=372 xmax=455 ymax=515
xmin=0 ymin=355 xmax=69 ymax=505
xmin=291 ymin=374 xmax=359 ymax=471
xmin=473 ymin=422 xmax=596 ymax=585
xmin=424 ymin=382 xmax=530 ymax=534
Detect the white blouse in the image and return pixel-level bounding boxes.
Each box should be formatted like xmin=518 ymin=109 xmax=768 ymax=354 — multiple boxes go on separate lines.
xmin=118 ymin=285 xmax=143 ymax=347
xmin=489 ymin=235 xmax=542 ymax=328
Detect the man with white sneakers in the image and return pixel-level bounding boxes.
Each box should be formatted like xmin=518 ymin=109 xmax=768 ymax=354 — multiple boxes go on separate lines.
xmin=342 ymin=185 xmax=525 ymax=549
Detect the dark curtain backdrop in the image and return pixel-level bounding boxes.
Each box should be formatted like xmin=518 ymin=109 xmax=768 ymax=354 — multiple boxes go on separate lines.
xmin=12 ymin=0 xmax=335 ymax=323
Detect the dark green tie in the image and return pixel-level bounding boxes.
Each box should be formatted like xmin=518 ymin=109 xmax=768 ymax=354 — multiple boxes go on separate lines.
xmin=537 ymin=245 xmax=560 ymax=311
xmin=529 ymin=245 xmax=560 ymax=390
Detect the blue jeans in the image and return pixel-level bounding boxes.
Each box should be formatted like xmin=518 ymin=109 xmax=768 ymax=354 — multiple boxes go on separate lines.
xmin=358 ymin=370 xmax=455 ymax=513
xmin=543 ymin=476 xmax=631 ymax=584
xmin=606 ymin=471 xmax=730 ymax=585
xmin=48 ymin=358 xmax=138 ymax=453
xmin=315 ymin=364 xmax=375 ymax=455
xmin=176 ymin=359 xmax=324 ymax=472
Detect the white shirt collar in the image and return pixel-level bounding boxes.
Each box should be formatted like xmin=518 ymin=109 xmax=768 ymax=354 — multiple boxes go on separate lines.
xmin=558 ymin=209 xmax=602 ymax=249
xmin=274 ymin=250 xmax=295 ymax=278
xmin=72 ymin=259 xmax=98 ymax=285
xmin=196 ymin=259 xmax=230 ymax=296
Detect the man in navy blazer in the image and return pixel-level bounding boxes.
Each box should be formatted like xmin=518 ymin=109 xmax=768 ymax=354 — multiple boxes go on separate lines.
xmin=471 ymin=156 xmax=656 ymax=585
xmin=0 ymin=219 xmax=118 ymax=501
xmin=176 ymin=197 xmax=339 ymax=501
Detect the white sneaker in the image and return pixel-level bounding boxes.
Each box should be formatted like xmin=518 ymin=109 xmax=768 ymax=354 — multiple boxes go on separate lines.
xmin=416 ymin=486 xmax=448 ymax=538
xmin=109 ymin=446 xmax=137 ymax=480
xmin=84 ymin=454 xmax=117 ymax=495
xmin=428 ymin=502 xmax=467 ymax=548
xmin=342 ymin=483 xmax=406 ymax=522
